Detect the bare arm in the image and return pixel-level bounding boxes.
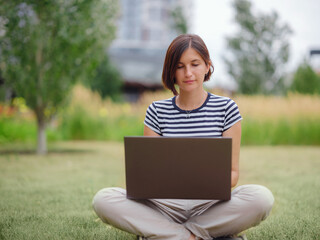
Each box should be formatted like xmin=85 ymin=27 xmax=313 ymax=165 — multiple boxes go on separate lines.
xmin=143 ymin=125 xmax=161 ymax=137
xmin=222 ymin=121 xmax=242 ymax=188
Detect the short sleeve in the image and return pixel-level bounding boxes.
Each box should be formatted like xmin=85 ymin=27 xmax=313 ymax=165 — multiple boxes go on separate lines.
xmin=223 ymin=99 xmax=242 ymax=131
xmin=144 ymin=102 xmax=162 ymax=135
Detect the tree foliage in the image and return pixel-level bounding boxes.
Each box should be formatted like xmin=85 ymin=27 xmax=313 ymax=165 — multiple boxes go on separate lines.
xmin=291 ymin=61 xmax=320 ymax=94
xmin=224 ymin=0 xmax=292 ymax=94
xmin=0 ymin=0 xmax=119 ymax=154
xmin=87 ymin=55 xmax=123 ymax=101
xmin=170 ymin=6 xmax=188 ymax=34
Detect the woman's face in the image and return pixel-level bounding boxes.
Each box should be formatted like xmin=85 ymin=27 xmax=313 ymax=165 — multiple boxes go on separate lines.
xmin=174 ymin=47 xmax=210 ymax=93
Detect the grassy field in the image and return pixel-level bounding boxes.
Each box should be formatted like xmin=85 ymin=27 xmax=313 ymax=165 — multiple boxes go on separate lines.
xmin=0 ymin=142 xmax=319 ymax=240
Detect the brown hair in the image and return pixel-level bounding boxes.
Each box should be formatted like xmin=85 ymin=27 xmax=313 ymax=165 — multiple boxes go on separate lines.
xmin=162 ymin=34 xmax=214 ymax=95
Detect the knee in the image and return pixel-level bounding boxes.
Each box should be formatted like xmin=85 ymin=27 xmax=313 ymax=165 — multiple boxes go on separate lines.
xmin=251 ymin=185 xmax=274 ymax=218
xmin=92 ymin=187 xmax=126 ymax=220
xmin=236 ymin=184 xmax=274 ymax=219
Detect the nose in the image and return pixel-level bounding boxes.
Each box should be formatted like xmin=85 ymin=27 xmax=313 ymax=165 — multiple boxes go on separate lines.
xmin=185 ymin=65 xmax=192 ymax=77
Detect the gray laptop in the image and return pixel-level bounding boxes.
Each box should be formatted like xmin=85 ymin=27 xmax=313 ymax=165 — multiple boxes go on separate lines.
xmin=124 ymin=136 xmax=232 ymax=200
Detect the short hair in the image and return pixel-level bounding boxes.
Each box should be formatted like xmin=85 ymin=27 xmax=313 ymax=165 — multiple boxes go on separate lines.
xmin=162 ymin=34 xmax=214 ymax=95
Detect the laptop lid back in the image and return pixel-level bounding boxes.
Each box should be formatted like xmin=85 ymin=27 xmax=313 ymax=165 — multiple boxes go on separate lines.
xmin=124 ymin=136 xmax=232 ymax=200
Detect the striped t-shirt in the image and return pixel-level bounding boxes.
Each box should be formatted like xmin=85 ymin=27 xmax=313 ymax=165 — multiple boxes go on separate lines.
xmin=144 ymin=92 xmax=242 ymax=137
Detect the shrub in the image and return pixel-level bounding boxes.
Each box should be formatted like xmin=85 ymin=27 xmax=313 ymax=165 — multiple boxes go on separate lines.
xmin=290 ymin=61 xmax=320 ymax=94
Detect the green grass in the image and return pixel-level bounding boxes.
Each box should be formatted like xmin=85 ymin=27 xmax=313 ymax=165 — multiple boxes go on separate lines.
xmin=57 ymin=106 xmax=144 ymax=141
xmin=241 ymin=118 xmax=320 ymax=145
xmin=0 ymin=142 xmax=319 ymax=240
xmin=0 ymin=113 xmax=144 ymax=144
xmin=0 ymin=117 xmax=37 ymax=144
xmin=1 ymin=115 xmax=320 ymax=146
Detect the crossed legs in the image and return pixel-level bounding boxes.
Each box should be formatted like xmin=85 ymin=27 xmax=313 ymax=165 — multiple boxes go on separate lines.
xmin=92 ymin=185 xmax=274 ymax=240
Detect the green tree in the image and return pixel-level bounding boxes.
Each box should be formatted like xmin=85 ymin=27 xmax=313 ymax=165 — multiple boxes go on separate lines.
xmin=0 ymin=0 xmax=118 ymax=154
xmin=224 ymin=0 xmax=292 ymax=94
xmin=87 ymin=56 xmax=123 ymax=101
xmin=291 ymin=61 xmax=320 ymax=94
xmin=171 ymin=6 xmax=188 ymax=34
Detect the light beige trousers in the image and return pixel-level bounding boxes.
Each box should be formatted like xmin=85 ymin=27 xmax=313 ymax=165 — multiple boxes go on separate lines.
xmin=92 ymin=184 xmax=274 ymax=240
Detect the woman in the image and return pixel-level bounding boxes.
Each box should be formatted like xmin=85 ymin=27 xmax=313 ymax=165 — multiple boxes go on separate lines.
xmin=92 ymin=34 xmax=274 ymax=240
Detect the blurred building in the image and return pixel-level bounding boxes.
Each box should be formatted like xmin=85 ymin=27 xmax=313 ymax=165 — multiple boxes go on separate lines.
xmin=109 ymin=0 xmax=193 ymax=101
xmin=310 ymin=49 xmax=320 ymax=74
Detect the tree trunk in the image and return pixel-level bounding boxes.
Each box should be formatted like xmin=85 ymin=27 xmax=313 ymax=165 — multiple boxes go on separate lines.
xmin=35 ymin=39 xmax=47 ymax=155
xmin=36 ymin=116 xmax=47 ymax=155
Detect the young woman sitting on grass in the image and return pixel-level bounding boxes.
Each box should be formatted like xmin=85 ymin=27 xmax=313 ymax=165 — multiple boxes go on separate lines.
xmin=92 ymin=34 xmax=274 ymax=240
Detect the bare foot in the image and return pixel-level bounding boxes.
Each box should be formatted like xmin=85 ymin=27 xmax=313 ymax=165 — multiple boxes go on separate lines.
xmin=188 ymin=233 xmax=196 ymax=240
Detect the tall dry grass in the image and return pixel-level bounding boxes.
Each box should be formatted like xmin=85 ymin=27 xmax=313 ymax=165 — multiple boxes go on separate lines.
xmin=233 ymin=93 xmax=320 ymax=121
xmin=68 ymin=85 xmax=143 ymax=120
xmin=139 ymin=89 xmax=320 ymax=120
xmin=8 ymin=85 xmax=320 ymax=122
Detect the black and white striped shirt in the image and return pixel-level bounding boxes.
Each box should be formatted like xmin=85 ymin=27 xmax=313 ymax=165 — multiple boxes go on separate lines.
xmin=144 ymin=93 xmax=242 ymax=137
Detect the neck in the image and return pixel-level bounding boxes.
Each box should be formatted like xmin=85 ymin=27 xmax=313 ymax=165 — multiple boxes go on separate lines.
xmin=176 ymin=89 xmax=208 ymax=111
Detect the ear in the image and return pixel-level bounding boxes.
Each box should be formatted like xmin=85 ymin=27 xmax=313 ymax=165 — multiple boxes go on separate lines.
xmin=206 ymin=61 xmax=212 ymax=74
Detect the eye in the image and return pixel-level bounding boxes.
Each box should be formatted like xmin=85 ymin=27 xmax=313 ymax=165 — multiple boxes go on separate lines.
xmin=192 ymin=64 xmax=199 ymax=67
xmin=177 ymin=65 xmax=184 ymax=69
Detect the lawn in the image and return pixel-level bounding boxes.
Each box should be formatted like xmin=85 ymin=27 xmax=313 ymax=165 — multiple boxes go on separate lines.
xmin=0 ymin=142 xmax=319 ymax=240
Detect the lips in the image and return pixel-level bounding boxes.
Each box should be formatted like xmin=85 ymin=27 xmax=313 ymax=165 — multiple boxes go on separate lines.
xmin=184 ymin=80 xmax=195 ymax=84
